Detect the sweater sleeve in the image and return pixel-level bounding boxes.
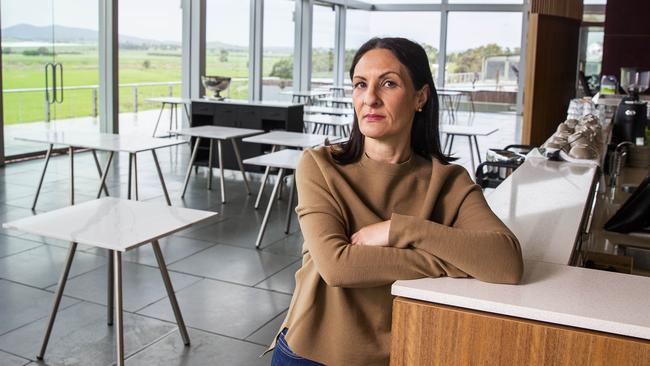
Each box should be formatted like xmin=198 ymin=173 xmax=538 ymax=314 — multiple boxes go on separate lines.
xmin=388 ymin=169 xmax=524 ymax=284
xmin=295 ymin=151 xmax=463 ymax=288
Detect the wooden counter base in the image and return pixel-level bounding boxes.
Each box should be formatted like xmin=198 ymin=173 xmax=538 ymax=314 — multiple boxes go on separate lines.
xmin=390 ymin=297 xmax=650 ymax=366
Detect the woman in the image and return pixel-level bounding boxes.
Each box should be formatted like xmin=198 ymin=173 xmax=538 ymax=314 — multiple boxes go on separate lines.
xmin=270 ymin=37 xmax=523 ymax=366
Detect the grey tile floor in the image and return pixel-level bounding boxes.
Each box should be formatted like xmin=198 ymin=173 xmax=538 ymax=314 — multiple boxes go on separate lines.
xmin=0 ymin=111 xmax=518 ymax=365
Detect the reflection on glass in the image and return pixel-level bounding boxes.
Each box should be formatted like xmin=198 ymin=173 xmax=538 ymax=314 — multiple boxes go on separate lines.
xmin=206 ymin=0 xmax=250 ymax=100
xmin=2 ymin=0 xmax=99 ymax=157
xmin=445 ymin=11 xmax=522 ymax=111
xmin=345 ymin=10 xmax=440 ymax=81
xmin=262 ymin=0 xmax=294 ymax=101
xmin=312 ymin=4 xmax=335 ymax=88
xmin=118 ymin=0 xmax=182 ymax=120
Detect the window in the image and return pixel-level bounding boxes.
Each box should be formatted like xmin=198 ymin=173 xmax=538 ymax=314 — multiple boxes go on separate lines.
xmin=445 ymin=11 xmax=522 ymax=109
xmin=312 ymin=4 xmax=336 ymax=88
xmin=262 ymin=0 xmax=295 ymax=101
xmin=118 ymin=0 xmax=182 ymax=124
xmin=205 ymin=0 xmax=251 ymax=100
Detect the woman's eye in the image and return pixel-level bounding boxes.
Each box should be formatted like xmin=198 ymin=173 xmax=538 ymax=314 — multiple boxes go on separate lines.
xmin=383 ymin=80 xmax=396 ymax=88
xmin=353 ymin=82 xmax=366 ymax=89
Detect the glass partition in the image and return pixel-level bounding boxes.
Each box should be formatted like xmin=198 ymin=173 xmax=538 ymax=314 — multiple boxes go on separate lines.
xmin=262 ymin=0 xmax=295 ymax=101
xmin=2 ymin=0 xmax=99 ymax=157
xmin=205 ymin=0 xmax=251 ymax=100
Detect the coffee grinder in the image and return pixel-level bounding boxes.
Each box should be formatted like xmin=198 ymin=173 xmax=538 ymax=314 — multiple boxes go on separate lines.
xmin=613 ymin=68 xmax=650 ymax=146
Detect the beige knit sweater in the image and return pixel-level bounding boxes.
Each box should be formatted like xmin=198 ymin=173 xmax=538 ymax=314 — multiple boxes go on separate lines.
xmin=273 ymin=146 xmax=523 ymax=366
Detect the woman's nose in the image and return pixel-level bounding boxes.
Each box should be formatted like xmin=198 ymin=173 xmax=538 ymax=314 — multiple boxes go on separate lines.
xmin=363 ymin=85 xmax=381 ymax=107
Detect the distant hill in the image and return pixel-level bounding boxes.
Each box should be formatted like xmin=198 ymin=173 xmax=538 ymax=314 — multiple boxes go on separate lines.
xmin=1 ymin=23 xmax=271 ymax=51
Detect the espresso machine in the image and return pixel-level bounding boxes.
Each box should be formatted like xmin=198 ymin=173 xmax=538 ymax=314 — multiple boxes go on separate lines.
xmin=613 ymin=68 xmax=650 ymax=146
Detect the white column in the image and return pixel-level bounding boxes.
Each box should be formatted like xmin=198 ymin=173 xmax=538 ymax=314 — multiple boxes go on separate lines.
xmin=293 ymin=0 xmax=313 ymax=91
xmin=249 ymin=0 xmax=264 ymax=101
xmin=99 ymin=0 xmax=119 ymax=134
xmin=334 ymin=4 xmax=347 ymax=87
xmin=437 ymin=0 xmax=449 ymax=89
xmin=182 ymin=0 xmax=205 ymax=102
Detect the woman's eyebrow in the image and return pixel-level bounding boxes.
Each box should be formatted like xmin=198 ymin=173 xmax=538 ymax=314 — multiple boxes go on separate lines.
xmin=353 ymin=71 xmax=401 ymax=80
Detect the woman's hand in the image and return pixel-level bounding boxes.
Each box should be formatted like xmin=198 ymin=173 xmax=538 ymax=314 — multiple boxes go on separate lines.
xmin=351 ymin=220 xmax=391 ymax=247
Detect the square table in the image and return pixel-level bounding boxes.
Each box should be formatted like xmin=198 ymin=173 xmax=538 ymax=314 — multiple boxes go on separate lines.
xmin=145 ymin=97 xmax=191 ymax=137
xmin=172 ymin=125 xmax=264 ymax=203
xmin=243 ymin=149 xmax=304 ymax=248
xmin=304 ymin=106 xmax=354 ymax=117
xmin=280 ymin=90 xmax=331 ymax=104
xmin=242 ymin=131 xmax=334 ymax=209
xmin=440 ymin=124 xmax=499 ymax=173
xmin=303 ymin=113 xmax=353 ymax=137
xmin=2 ymin=197 xmax=217 ymax=366
xmin=16 ymin=131 xmax=187 ymax=208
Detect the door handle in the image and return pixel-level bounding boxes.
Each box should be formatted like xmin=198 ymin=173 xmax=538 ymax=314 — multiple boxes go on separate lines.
xmin=54 ymin=63 xmax=64 ymax=103
xmin=44 ymin=63 xmax=55 ymax=104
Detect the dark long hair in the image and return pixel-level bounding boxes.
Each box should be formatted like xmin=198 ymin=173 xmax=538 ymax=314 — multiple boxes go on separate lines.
xmin=331 ymin=37 xmax=454 ymax=164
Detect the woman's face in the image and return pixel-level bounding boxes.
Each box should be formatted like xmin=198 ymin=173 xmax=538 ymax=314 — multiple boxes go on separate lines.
xmin=352 ymin=48 xmax=428 ymax=143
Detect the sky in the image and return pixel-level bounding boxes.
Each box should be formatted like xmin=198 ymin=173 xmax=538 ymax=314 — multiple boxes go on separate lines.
xmin=2 ymin=0 xmax=523 ymax=52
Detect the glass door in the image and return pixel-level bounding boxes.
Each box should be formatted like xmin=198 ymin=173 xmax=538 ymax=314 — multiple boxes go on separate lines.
xmin=1 ymin=0 xmax=99 ymax=158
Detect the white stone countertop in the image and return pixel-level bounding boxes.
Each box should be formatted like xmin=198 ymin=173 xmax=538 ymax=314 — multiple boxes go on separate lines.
xmin=392 ymin=156 xmax=650 ymax=341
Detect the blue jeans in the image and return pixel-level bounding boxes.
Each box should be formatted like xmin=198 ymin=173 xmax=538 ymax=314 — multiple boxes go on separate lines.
xmin=271 ymin=328 xmax=323 ymax=366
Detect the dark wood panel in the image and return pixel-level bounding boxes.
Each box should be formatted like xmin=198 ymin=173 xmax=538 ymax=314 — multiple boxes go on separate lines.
xmin=390 ymin=297 xmax=650 ymax=366
xmin=530 ymin=0 xmax=583 ymax=21
xmin=522 ymin=13 xmax=581 ymax=146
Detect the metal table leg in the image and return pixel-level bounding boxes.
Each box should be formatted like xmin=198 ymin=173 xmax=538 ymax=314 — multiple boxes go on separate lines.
xmin=152 ymin=150 xmax=172 ymax=206
xmin=113 ymin=251 xmax=125 ymax=366
xmin=181 ymin=137 xmax=201 ymax=198
xmin=96 ymin=152 xmax=115 ymax=199
xmin=473 ymin=136 xmax=482 ymax=163
xmin=32 ymin=144 xmax=54 ymax=210
xmin=133 ymin=153 xmax=139 ymax=200
xmin=443 ymin=134 xmax=450 ymax=153
xmin=91 ymin=150 xmax=110 ymax=196
xmin=254 ymin=145 xmax=278 ymax=209
xmin=69 ymin=147 xmax=75 ymax=206
xmin=207 ymin=139 xmax=214 ymax=190
xmin=36 ymin=242 xmax=78 ymax=360
xmin=255 ymin=168 xmax=285 ymax=249
xmin=152 ymin=240 xmax=191 ymax=345
xmin=231 ymin=139 xmax=252 ymax=195
xmin=152 ymin=103 xmax=166 ymax=137
xmin=284 ymin=173 xmax=296 ymax=234
xmin=217 ymin=140 xmax=225 ymax=204
xmin=107 ymin=250 xmax=114 ymax=326
xmin=468 ymin=136 xmax=476 ymax=173
xmin=128 ymin=153 xmax=133 ymax=200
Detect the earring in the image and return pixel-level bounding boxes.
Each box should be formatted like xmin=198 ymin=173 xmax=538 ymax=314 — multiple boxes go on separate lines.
xmin=417 ymin=107 xmax=423 ymax=112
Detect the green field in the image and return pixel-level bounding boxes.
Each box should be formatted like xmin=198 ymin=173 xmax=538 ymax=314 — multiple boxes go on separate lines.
xmin=1 ymin=46 xmax=291 ymax=124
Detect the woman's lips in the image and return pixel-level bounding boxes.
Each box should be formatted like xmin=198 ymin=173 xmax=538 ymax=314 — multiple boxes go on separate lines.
xmin=364 ymin=114 xmax=385 ymax=121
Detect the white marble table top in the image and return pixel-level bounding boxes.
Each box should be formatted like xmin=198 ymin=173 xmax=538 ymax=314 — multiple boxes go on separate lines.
xmin=317 ymin=97 xmax=353 ymax=104
xmin=243 ymin=149 xmax=303 ymax=170
xmin=145 ymin=97 xmax=190 ymax=104
xmin=172 ymin=125 xmax=264 ymax=140
xmin=192 ymin=98 xmax=302 ymax=108
xmin=486 ymin=157 xmax=598 ymax=265
xmin=440 ymin=124 xmax=498 ymax=136
xmin=242 ymin=131 xmax=334 ymax=148
xmin=2 ymin=197 xmax=217 ymax=252
xmin=438 ymin=90 xmax=463 ymax=97
xmin=304 ymin=106 xmax=354 ymax=116
xmin=15 ymin=131 xmax=187 ymax=153
xmin=280 ymin=90 xmax=331 ymax=97
xmin=303 ymin=114 xmax=353 ymax=126
xmin=392 ymin=260 xmax=650 ymax=340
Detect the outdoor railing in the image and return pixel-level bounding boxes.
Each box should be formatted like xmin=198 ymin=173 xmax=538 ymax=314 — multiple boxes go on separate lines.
xmin=3 ymin=78 xmax=247 ymax=124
